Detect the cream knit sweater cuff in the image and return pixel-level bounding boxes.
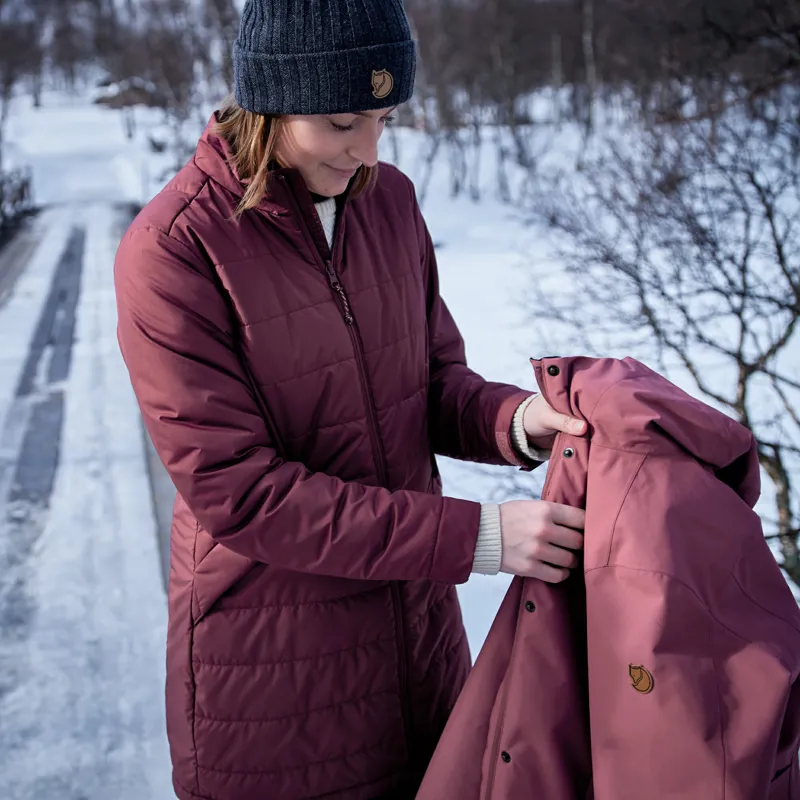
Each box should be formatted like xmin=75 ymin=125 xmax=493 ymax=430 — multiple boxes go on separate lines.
xmin=510 ymin=394 xmax=551 ymax=463
xmin=472 ymin=504 xmax=503 ymax=575
xmin=472 ymin=396 xmax=551 ymax=575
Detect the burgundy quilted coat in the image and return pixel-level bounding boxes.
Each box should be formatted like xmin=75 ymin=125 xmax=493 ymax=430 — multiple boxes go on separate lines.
xmin=114 ymin=116 xmax=532 ymax=800
xmin=417 ymin=356 xmax=800 ymax=800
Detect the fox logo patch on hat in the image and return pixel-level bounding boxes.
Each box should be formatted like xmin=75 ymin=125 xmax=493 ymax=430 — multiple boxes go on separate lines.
xmin=371 ymin=69 xmax=394 ymax=99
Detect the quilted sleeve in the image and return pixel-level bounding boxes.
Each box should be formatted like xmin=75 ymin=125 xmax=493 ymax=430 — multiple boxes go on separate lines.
xmin=114 ymin=224 xmax=480 ymax=583
xmin=411 ymin=189 xmax=533 ymax=466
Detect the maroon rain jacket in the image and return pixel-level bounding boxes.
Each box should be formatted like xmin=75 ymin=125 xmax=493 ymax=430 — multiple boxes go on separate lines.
xmin=417 ymin=356 xmax=800 ymax=800
xmin=113 ymin=116 xmax=533 ymax=800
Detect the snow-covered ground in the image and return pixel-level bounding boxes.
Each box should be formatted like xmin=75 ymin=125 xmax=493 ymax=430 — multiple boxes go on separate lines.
xmin=1 ymin=94 xmax=180 ymax=799
xmin=0 ymin=202 xmax=171 ymax=799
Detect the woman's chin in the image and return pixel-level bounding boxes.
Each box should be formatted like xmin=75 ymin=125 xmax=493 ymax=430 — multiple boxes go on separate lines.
xmin=313 ymin=179 xmax=348 ymax=198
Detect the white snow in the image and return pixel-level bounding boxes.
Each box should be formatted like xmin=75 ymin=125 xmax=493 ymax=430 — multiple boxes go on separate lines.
xmin=1 ymin=97 xmax=173 ymax=798
xmin=0 ymin=210 xmax=74 ymax=528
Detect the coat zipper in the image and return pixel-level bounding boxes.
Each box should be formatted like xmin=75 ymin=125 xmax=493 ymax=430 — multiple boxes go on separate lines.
xmin=484 ymin=438 xmax=562 ymax=799
xmin=323 ymin=260 xmax=388 ymax=487
xmin=277 ymin=180 xmax=389 ymax=486
xmin=323 ymin=258 xmax=415 ymax=765
xmin=278 ymin=183 xmax=414 ymax=766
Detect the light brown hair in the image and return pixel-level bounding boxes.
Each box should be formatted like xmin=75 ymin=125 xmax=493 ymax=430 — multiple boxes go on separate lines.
xmin=215 ymin=94 xmax=376 ymax=216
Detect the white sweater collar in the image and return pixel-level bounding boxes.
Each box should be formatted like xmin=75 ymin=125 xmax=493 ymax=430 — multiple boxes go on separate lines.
xmin=314 ymin=198 xmax=337 ymax=248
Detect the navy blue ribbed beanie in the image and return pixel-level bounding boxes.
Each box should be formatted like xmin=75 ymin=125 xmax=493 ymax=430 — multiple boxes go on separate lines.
xmin=233 ymin=0 xmax=416 ymax=116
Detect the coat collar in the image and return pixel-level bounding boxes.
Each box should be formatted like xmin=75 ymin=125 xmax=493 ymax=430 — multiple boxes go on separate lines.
xmin=193 ymin=113 xmax=352 ymax=224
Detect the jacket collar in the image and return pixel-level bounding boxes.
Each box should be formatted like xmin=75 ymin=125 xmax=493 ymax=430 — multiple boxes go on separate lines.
xmin=193 ymin=113 xmax=352 ymax=226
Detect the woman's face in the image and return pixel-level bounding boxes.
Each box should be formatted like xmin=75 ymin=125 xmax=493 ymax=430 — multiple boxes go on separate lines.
xmin=276 ymin=106 xmax=396 ymax=197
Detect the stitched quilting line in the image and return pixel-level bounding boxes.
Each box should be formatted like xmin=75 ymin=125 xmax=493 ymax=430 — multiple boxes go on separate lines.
xmin=196 ymin=735 xmax=398 ymax=777
xmin=192 ymin=635 xmax=396 ymax=668
xmin=406 ymin=591 xmax=452 ymax=632
xmin=202 ymin=584 xmax=389 ymax=613
xmin=411 ymin=632 xmax=468 ymax=686
xmin=283 ymin=414 xmax=367 ymax=442
xmin=378 ymin=383 xmax=426 ymax=412
xmin=236 ymin=268 xmax=416 ymax=329
xmin=280 ymin=383 xmax=427 ymax=442
xmin=179 ymin=769 xmax=406 ymax=799
xmin=256 ymin=330 xmax=424 ymax=391
xmin=365 ymin=329 xmax=423 ymax=359
xmin=241 ymin=294 xmax=336 ymax=329
xmin=195 ymin=687 xmax=397 ymax=725
xmin=258 ymin=353 xmax=358 ymax=390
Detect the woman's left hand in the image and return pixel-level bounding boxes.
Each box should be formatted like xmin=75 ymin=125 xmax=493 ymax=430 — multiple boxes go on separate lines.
xmin=522 ymin=393 xmax=587 ymax=450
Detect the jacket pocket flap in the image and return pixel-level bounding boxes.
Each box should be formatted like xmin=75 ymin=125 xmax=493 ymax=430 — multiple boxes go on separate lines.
xmin=192 ymin=542 xmax=257 ymax=624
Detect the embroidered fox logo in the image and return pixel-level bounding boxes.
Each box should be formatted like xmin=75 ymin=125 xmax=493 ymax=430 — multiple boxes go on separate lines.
xmin=371 ymin=69 xmax=394 ymax=100
xmin=629 ymin=664 xmax=654 ymax=694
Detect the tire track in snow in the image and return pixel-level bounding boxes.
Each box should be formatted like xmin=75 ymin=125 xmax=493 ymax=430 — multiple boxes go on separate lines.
xmin=0 ymin=227 xmax=85 ymax=700
xmin=0 ymin=203 xmax=171 ymax=800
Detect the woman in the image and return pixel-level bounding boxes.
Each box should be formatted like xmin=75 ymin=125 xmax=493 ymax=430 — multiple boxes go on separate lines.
xmin=114 ymin=1 xmax=586 ymax=798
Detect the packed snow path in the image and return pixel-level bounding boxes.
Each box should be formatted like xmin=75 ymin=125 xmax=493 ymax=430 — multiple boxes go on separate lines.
xmin=0 ymin=205 xmax=173 ymax=800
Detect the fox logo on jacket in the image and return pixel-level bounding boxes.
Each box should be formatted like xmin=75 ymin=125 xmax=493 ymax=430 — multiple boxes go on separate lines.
xmin=629 ymin=664 xmax=654 ymax=694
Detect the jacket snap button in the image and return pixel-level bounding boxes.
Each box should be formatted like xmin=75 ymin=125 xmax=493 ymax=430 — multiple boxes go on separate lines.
xmin=547 ymin=365 xmax=560 ymax=376
xmin=501 ymin=751 xmax=511 ymax=763
xmin=525 ymin=600 xmax=536 ymax=613
xmin=563 ymin=447 xmax=575 ymax=458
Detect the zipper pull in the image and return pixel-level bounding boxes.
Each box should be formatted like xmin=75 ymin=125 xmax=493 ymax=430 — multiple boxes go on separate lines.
xmin=325 ymin=262 xmax=354 ymax=325
xmin=325 ymin=262 xmax=340 ymax=289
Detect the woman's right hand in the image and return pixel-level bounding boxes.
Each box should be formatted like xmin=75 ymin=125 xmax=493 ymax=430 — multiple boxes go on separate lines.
xmin=498 ymin=500 xmax=585 ymax=582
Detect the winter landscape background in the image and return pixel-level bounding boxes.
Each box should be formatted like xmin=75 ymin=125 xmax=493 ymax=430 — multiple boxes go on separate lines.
xmin=0 ymin=0 xmax=798 ymax=797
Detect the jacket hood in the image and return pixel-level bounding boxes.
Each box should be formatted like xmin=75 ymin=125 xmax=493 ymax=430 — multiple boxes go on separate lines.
xmin=531 ymin=356 xmax=760 ymax=507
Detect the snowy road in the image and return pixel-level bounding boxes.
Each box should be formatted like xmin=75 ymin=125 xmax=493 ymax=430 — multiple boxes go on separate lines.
xmin=0 ymin=204 xmax=173 ymax=800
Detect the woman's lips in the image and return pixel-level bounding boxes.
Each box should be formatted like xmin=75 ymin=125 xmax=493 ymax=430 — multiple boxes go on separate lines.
xmin=326 ymin=164 xmax=359 ymax=179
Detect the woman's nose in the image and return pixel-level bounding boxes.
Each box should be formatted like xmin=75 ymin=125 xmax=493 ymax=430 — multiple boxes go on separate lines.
xmin=349 ymin=124 xmax=381 ymax=168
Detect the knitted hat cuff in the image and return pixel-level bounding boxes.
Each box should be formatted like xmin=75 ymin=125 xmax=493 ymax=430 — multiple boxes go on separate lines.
xmin=234 ymin=39 xmax=416 ymax=115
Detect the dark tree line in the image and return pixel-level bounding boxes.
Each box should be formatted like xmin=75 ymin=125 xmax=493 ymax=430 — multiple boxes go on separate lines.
xmin=406 ymin=0 xmax=799 ymax=127
xmin=0 ymin=0 xmax=242 ymax=183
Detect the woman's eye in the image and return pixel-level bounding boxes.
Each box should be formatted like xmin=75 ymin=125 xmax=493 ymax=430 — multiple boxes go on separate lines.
xmin=330 ymin=121 xmax=354 ymax=132
xmin=382 ymin=115 xmax=395 ymax=124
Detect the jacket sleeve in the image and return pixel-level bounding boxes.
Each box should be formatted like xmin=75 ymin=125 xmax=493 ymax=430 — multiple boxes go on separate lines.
xmin=411 ymin=188 xmax=533 ymax=466
xmin=114 ymin=224 xmax=480 ymax=583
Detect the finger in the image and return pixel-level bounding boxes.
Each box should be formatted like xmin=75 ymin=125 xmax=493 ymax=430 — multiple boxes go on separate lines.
xmin=556 ymin=413 xmax=587 ymax=436
xmin=535 ymin=399 xmax=582 ymax=434
xmin=547 ymin=523 xmax=585 ymax=551
xmin=528 ymin=562 xmax=570 ymax=583
xmin=536 ymin=543 xmax=580 ymax=569
xmin=549 ymin=503 xmax=586 ymax=531
xmin=566 ymin=416 xmax=588 ymax=436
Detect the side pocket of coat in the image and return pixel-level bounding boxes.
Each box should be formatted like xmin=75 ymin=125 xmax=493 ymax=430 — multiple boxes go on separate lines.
xmin=191 ymin=534 xmax=258 ymax=625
